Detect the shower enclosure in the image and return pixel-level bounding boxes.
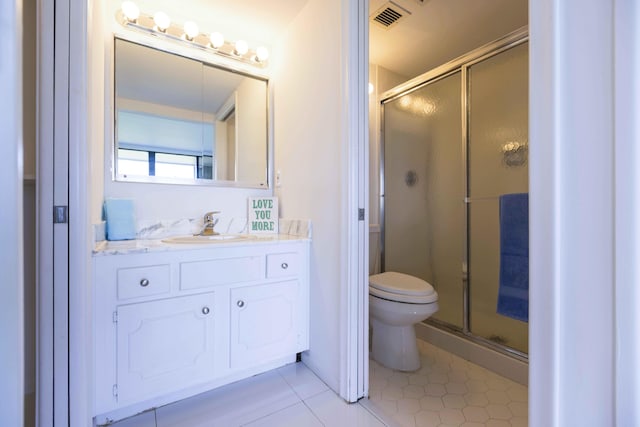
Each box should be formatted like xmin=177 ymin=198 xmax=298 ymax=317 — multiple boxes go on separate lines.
xmin=380 ymin=30 xmax=529 ymax=356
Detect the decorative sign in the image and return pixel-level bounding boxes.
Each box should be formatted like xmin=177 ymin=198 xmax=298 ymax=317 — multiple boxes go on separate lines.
xmin=248 ymin=197 xmax=278 ymax=234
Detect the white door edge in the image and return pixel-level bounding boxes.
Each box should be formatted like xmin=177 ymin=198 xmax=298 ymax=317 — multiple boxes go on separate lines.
xmin=0 ymin=0 xmax=25 ymax=424
xmin=340 ymin=0 xmax=369 ymax=403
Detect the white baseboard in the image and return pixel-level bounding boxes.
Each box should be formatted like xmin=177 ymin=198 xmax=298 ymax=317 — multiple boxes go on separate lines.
xmin=415 ymin=322 xmax=528 ymax=386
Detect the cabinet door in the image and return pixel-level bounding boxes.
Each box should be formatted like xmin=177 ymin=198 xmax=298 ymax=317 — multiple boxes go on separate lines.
xmin=230 ymin=280 xmax=298 ymax=369
xmin=116 ymin=293 xmax=215 ymax=404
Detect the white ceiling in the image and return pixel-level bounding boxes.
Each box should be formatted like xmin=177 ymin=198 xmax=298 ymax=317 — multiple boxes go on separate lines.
xmin=370 ymin=0 xmax=528 ymax=79
xmin=121 ymin=0 xmax=527 ymax=88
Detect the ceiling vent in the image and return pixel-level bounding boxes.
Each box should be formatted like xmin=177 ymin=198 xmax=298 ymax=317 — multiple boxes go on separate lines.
xmin=370 ymin=1 xmax=411 ymax=29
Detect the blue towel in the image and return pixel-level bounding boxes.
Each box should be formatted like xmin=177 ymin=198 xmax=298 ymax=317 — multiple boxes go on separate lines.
xmin=496 ymin=193 xmax=529 ymax=322
xmin=103 ymin=198 xmax=137 ymax=241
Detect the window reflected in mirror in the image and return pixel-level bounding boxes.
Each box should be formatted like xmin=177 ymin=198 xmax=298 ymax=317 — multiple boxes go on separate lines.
xmin=114 ymin=38 xmax=269 ymax=187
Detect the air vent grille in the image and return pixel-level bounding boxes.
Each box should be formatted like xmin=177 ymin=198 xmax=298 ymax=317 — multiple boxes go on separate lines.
xmin=371 ymin=1 xmax=410 ymax=29
xmin=374 ymin=7 xmax=402 ymax=27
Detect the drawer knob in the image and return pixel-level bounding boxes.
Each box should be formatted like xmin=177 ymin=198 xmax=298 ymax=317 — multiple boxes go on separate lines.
xmin=281 ymin=262 xmax=289 ymax=269
xmin=139 ymin=278 xmax=150 ymax=287
xmin=202 ymin=306 xmax=210 ymax=315
xmin=237 ymin=300 xmax=245 ymax=308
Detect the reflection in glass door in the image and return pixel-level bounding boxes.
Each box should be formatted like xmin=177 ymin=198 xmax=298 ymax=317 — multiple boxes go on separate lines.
xmin=382 ymin=72 xmax=464 ymax=329
xmin=381 ymin=36 xmax=529 ymax=356
xmin=467 ymin=42 xmax=529 ymax=353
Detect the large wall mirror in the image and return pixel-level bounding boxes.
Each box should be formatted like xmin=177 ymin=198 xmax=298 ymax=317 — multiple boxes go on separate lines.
xmin=114 ymin=38 xmax=269 ymax=187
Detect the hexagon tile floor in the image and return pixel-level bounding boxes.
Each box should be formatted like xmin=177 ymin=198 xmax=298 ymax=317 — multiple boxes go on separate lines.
xmin=366 ymin=339 xmax=528 ymax=427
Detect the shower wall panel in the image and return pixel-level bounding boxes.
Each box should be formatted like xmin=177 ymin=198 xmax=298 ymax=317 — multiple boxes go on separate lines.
xmin=383 ymin=73 xmax=464 ymax=328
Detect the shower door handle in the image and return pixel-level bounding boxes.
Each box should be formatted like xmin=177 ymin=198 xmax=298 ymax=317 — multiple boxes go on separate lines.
xmin=464 ymin=196 xmax=498 ymax=203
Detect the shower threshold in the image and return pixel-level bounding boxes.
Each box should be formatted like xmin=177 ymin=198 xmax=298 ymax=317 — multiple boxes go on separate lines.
xmin=417 ymin=319 xmax=528 ymax=386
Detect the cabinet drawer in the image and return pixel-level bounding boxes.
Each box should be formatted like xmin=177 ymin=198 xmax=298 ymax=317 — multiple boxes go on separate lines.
xmin=266 ymin=252 xmax=300 ymax=278
xmin=117 ymin=265 xmax=170 ymax=300
xmin=180 ymin=256 xmax=264 ymax=290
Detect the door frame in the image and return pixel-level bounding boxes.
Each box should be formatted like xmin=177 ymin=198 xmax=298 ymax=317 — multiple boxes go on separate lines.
xmin=341 ymin=0 xmax=369 ymax=402
xmin=529 ymin=0 xmax=639 ymax=424
xmin=36 ymin=0 xmax=65 ymax=423
xmin=37 ymin=0 xmax=93 ymax=424
xmin=0 ymin=0 xmax=25 ymax=425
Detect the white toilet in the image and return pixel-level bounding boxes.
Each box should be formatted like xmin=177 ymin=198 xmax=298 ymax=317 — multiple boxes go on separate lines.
xmin=369 ymin=271 xmax=439 ymax=371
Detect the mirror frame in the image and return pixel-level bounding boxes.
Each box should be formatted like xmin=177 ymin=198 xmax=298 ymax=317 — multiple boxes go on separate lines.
xmin=110 ymin=34 xmax=272 ymax=189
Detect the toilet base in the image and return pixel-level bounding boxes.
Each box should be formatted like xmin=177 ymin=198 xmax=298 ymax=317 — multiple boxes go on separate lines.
xmin=371 ymin=319 xmax=420 ymax=371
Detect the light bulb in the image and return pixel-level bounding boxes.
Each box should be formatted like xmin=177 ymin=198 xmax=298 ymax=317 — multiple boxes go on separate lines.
xmin=153 ymin=11 xmax=171 ymax=32
xmin=255 ymin=46 xmax=269 ymax=62
xmin=234 ymin=40 xmax=248 ymax=56
xmin=121 ymin=1 xmax=140 ymax=22
xmin=209 ymin=32 xmax=224 ymax=49
xmin=368 ymin=82 xmax=374 ymax=94
xmin=183 ymin=21 xmax=199 ymax=40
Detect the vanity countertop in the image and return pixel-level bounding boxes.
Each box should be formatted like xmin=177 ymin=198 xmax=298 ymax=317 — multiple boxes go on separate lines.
xmin=93 ymin=234 xmax=310 ymax=256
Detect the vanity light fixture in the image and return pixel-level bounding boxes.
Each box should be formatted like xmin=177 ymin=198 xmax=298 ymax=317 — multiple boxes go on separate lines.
xmin=118 ymin=2 xmax=269 ymax=68
xmin=183 ymin=21 xmax=199 ymax=41
xmin=233 ymin=40 xmax=249 ymax=56
xmin=255 ymin=46 xmax=269 ymax=63
xmin=121 ymin=1 xmax=140 ymax=23
xmin=209 ymin=32 xmax=225 ymax=49
xmin=153 ymin=11 xmax=171 ymax=32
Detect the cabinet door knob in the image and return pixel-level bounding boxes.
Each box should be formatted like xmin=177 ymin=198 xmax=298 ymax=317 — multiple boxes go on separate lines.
xmin=236 ymin=300 xmax=245 ymax=308
xmin=281 ymin=262 xmax=289 ymax=269
xmin=140 ymin=278 xmax=150 ymax=287
xmin=202 ymin=306 xmax=210 ymax=315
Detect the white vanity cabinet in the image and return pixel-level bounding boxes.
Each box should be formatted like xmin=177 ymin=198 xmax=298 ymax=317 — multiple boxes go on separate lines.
xmin=230 ymin=279 xmax=299 ymax=369
xmin=93 ymin=239 xmax=310 ymax=423
xmin=115 ymin=292 xmax=217 ymax=404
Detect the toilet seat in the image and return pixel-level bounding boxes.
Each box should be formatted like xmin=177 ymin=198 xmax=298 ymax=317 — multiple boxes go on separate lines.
xmin=369 ymin=272 xmax=438 ymax=304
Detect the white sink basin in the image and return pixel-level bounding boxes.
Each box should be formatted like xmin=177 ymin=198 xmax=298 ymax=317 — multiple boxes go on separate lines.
xmin=162 ymin=234 xmax=250 ymax=244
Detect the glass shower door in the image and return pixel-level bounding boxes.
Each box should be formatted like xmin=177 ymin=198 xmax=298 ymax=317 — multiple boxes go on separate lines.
xmin=467 ymin=42 xmax=529 ymax=353
xmin=383 ymin=72 xmax=465 ymax=328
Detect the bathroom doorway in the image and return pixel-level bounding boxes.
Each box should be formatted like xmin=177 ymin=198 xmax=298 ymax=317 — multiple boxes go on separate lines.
xmin=380 ymin=31 xmax=529 ymax=357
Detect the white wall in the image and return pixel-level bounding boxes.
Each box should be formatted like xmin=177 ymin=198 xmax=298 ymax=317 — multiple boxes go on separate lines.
xmin=529 ymin=0 xmax=618 ymax=424
xmin=103 ymin=181 xmax=268 ymax=221
xmin=0 ymin=0 xmax=24 ymax=425
xmin=272 ymin=0 xmax=345 ymax=392
xmin=614 ymin=2 xmax=640 ymax=422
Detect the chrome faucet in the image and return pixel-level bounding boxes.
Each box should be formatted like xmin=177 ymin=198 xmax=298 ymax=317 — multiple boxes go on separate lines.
xmin=200 ymin=211 xmax=220 ymax=236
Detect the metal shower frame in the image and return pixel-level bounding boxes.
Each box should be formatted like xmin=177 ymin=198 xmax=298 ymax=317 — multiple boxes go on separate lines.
xmin=378 ymin=26 xmax=529 ymax=361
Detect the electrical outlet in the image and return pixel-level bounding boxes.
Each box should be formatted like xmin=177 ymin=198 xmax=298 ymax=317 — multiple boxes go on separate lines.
xmin=276 ymin=169 xmax=282 ymax=187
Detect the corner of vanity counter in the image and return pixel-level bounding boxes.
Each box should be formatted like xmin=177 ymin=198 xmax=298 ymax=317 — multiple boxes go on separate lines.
xmin=92 ymin=234 xmax=311 ymax=257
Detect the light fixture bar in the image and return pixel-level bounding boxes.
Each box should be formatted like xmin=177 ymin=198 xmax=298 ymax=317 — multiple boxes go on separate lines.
xmin=117 ymin=8 xmax=268 ymax=68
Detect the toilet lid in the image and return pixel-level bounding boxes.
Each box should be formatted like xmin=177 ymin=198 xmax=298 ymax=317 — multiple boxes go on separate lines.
xmin=369 ymin=272 xmax=438 ymax=303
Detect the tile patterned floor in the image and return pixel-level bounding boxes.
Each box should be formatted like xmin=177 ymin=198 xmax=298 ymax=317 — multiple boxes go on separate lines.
xmin=106 ymin=340 xmax=528 ymax=427
xmin=366 ymin=340 xmax=528 ymax=427
xmin=107 ymin=362 xmax=386 ymax=427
